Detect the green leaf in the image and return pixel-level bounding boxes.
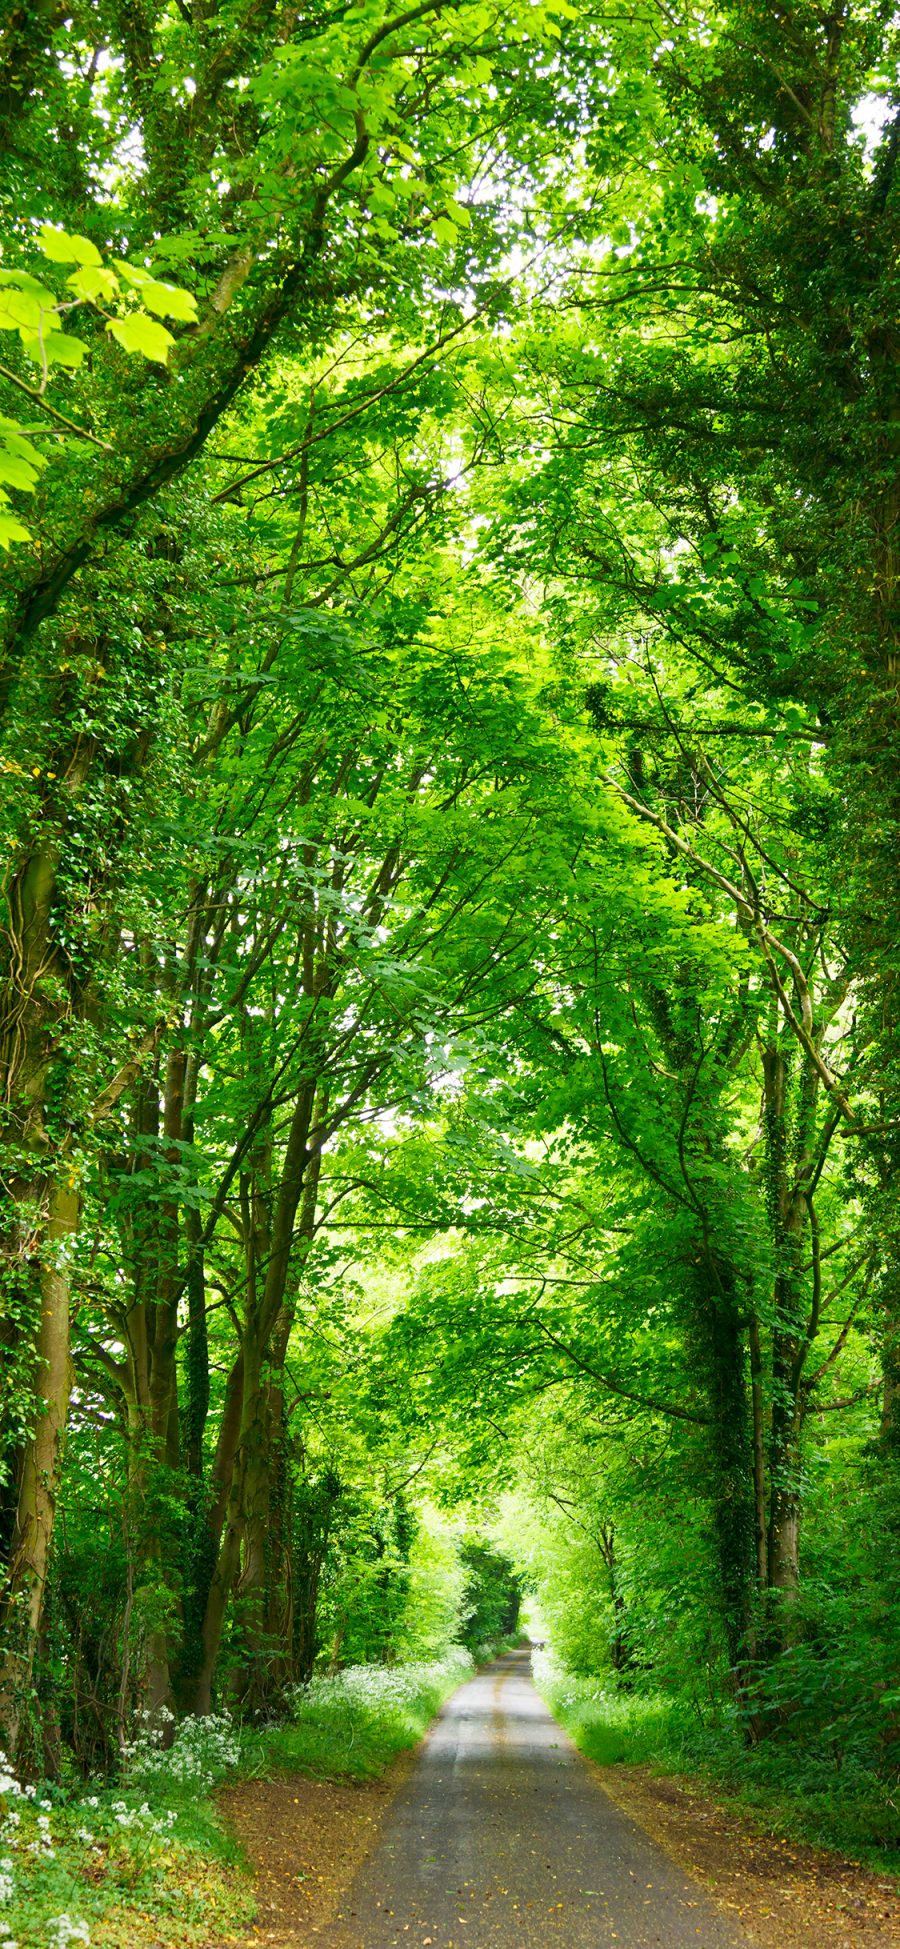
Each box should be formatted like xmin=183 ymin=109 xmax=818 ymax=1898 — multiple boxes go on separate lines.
xmin=113 ymin=260 xmax=151 ymax=290
xmin=0 ymin=268 xmax=58 ymax=307
xmin=114 ymin=262 xmax=196 ymax=321
xmin=134 ymin=278 xmax=197 ymax=323
xmin=0 ymin=419 xmax=44 ymax=467
xmin=0 ymin=448 xmax=42 ymax=492
xmin=0 ymin=499 xmax=31 ymax=548
xmin=22 ymin=329 xmax=87 ymax=369
xmin=38 ymin=226 xmax=103 ymax=267
xmin=106 ymin=312 xmax=176 ymax=362
xmin=66 ymin=264 xmax=120 ymax=305
xmin=0 ymin=287 xmax=43 ymax=334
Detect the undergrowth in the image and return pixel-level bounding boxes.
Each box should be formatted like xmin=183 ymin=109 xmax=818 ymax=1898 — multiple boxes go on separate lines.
xmin=0 ymin=1648 xmax=473 ymax=1949
xmin=243 ymin=1647 xmax=474 ymax=1782
xmin=533 ymin=1650 xmax=900 ymax=1872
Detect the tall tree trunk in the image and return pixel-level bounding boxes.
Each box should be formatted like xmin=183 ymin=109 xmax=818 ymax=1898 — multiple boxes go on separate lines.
xmin=234 ymin=1147 xmax=324 ymax=1708
xmin=698 ymin=1260 xmax=758 ymax=1672
xmin=877 ymin=1211 xmax=900 ymax=1450
xmin=0 ymin=1177 xmax=77 ymax=1759
xmin=597 ymin=1523 xmax=631 ymax=1675
xmin=187 ymin=1082 xmax=319 ymax=1710
xmin=748 ymin=1310 xmax=768 ymax=1592
xmin=189 ymin=1333 xmax=263 ymax=1716
xmin=0 ymin=744 xmax=95 ymax=1752
xmin=115 ymin=1051 xmax=189 ymax=1722
xmin=760 ymin=1031 xmax=826 ymax=1633
xmin=766 ymin=1292 xmax=804 ymax=1607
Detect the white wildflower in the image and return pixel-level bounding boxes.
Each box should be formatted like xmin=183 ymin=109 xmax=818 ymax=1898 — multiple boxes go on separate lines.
xmin=124 ymin=1709 xmax=240 ymax=1790
xmin=47 ymin=1917 xmax=91 ymax=1949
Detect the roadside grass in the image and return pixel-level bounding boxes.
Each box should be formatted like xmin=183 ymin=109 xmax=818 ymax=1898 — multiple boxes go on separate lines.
xmin=0 ymin=1648 xmax=473 ymax=1949
xmin=241 ymin=1646 xmax=474 ymax=1783
xmin=533 ymin=1650 xmax=900 ymax=1873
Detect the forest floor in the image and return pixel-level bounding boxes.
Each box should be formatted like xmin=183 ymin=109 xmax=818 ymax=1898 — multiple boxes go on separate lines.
xmin=219 ymin=1658 xmax=900 ymax=1949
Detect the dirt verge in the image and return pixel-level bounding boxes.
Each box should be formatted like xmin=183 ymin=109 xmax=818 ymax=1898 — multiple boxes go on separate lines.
xmin=216 ymin=1758 xmax=412 ymax=1948
xmin=596 ymin=1762 xmax=900 ymax=1949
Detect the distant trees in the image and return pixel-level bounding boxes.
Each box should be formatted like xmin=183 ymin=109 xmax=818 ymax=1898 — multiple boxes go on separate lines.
xmin=459 ymin=1544 xmax=521 ymax=1652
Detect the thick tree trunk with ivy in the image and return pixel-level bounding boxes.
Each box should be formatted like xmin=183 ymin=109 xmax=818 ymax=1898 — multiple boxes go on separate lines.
xmin=0 ymin=733 xmax=93 ymax=1755
xmin=188 ymin=1084 xmax=318 ymax=1711
xmin=235 ymin=1155 xmax=324 ymax=1709
xmin=760 ymin=1034 xmax=827 ymax=1623
xmin=694 ymin=1258 xmax=758 ymax=1675
xmin=0 ymin=1177 xmax=76 ymax=1758
xmin=110 ymin=1063 xmax=186 ymax=1722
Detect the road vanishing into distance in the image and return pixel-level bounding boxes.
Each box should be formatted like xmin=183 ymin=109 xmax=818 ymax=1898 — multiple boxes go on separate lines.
xmin=328 ymin=1650 xmax=751 ymax=1949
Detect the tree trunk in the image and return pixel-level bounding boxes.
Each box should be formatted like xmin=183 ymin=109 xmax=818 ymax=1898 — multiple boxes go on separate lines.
xmin=760 ymin=1037 xmax=816 ymax=1627
xmin=748 ymin=1310 xmax=768 ymax=1591
xmin=766 ymin=1288 xmax=804 ymax=1610
xmin=189 ymin=1329 xmax=265 ymax=1715
xmin=0 ymin=1177 xmax=77 ymax=1759
xmin=233 ymin=1144 xmax=324 ymax=1708
xmin=597 ymin=1523 xmax=631 ymax=1675
xmin=116 ymin=1071 xmax=181 ymax=1722
xmin=700 ymin=1263 xmax=758 ymax=1672
xmin=188 ymin=1084 xmax=319 ymax=1711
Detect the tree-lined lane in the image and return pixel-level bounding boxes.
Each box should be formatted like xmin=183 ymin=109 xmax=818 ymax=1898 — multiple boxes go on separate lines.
xmin=330 ymin=1652 xmax=750 ymax=1949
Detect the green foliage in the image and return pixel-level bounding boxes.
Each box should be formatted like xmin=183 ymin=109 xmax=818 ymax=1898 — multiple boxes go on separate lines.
xmin=0 ymin=228 xmax=195 ymax=545
xmin=524 ymin=1445 xmax=900 ymax=1863
xmin=0 ymin=1733 xmax=253 ymax=1949
xmin=534 ymin=1650 xmax=714 ymax=1771
xmin=459 ymin=1543 xmax=521 ymax=1653
xmin=254 ymin=1649 xmax=473 ymax=1782
xmin=1 ymin=0 xmax=899 ymax=1915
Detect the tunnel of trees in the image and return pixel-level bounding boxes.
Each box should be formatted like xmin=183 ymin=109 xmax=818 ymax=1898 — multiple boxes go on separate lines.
xmin=1 ymin=0 xmax=900 ymax=1848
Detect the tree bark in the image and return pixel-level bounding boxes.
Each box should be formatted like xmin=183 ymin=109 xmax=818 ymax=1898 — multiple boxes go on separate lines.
xmin=0 ymin=1177 xmax=77 ymax=1759
xmin=699 ymin=1261 xmax=758 ymax=1671
xmin=748 ymin=1310 xmax=768 ymax=1591
xmin=187 ymin=1082 xmax=320 ymax=1710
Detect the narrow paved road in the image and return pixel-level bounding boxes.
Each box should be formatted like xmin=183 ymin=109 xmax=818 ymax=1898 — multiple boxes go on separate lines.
xmin=328 ymin=1650 xmax=751 ymax=1949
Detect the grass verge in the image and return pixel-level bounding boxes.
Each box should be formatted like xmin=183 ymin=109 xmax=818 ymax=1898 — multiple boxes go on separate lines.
xmin=241 ymin=1648 xmax=473 ymax=1783
xmin=0 ymin=1649 xmax=473 ymax=1949
xmin=533 ymin=1649 xmax=900 ymax=1873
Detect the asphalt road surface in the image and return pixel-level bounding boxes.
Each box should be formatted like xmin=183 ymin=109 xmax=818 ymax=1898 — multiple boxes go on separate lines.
xmin=329 ymin=1649 xmax=751 ymax=1949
